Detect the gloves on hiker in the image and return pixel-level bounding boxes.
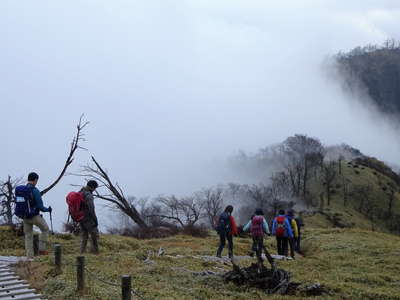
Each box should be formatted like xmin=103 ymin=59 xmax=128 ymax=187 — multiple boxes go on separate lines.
xmin=48 ymin=206 xmax=52 ymax=213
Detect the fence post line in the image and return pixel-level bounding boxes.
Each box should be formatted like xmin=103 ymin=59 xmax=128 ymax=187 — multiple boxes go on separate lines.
xmin=33 ymin=234 xmax=39 ymax=256
xmin=121 ymin=275 xmax=132 ymax=300
xmin=54 ymin=244 xmax=62 ymax=273
xmin=77 ymin=256 xmax=85 ymax=292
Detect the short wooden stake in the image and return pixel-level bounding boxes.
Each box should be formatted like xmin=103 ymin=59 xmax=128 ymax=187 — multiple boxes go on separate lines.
xmin=54 ymin=244 xmax=62 ymax=273
xmin=77 ymin=256 xmax=85 ymax=292
xmin=121 ymin=275 xmax=132 ymax=300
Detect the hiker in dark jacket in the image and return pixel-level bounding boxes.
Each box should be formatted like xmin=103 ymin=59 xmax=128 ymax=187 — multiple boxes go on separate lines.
xmin=272 ymin=209 xmax=293 ymax=257
xmin=22 ymin=172 xmax=52 ymax=258
xmin=216 ymin=205 xmax=236 ymax=258
xmin=243 ymin=209 xmax=275 ymax=268
xmin=294 ymin=212 xmax=304 ymax=254
xmin=79 ymin=180 xmax=99 ymax=254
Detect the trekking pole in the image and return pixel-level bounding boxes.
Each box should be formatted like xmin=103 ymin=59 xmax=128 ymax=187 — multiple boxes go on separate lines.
xmin=50 ymin=210 xmax=54 ymax=235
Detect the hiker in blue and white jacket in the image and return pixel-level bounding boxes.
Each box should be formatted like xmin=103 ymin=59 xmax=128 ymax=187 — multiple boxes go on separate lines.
xmin=243 ymin=208 xmax=275 ymax=268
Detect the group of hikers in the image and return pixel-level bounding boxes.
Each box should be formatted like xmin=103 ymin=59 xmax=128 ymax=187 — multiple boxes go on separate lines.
xmin=215 ymin=205 xmax=304 ymax=265
xmin=15 ymin=172 xmax=100 ymax=258
xmin=16 ymin=172 xmax=303 ymax=265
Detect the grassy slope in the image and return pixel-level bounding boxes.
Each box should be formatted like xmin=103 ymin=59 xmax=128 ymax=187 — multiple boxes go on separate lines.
xmin=307 ymin=160 xmax=400 ymax=231
xmin=1 ymin=161 xmax=399 ymax=299
xmin=1 ymin=226 xmax=400 ymax=300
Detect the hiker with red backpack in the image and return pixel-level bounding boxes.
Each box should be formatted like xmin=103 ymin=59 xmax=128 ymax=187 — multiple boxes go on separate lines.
xmin=15 ymin=172 xmax=52 ymax=258
xmin=272 ymin=209 xmax=293 ymax=257
xmin=243 ymin=208 xmax=275 ymax=268
xmin=216 ymin=205 xmax=237 ymax=259
xmin=67 ymin=180 xmax=99 ymax=254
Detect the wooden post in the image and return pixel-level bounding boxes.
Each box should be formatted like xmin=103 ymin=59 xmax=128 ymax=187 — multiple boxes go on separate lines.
xmin=121 ymin=275 xmax=131 ymax=300
xmin=54 ymin=244 xmax=62 ymax=273
xmin=77 ymin=256 xmax=85 ymax=292
xmin=33 ymin=234 xmax=39 ymax=256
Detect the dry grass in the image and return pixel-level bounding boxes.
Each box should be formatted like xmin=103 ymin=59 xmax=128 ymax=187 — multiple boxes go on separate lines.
xmin=2 ymin=225 xmax=400 ymax=299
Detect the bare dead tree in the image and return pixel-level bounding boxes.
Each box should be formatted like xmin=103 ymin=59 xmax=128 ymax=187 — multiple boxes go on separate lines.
xmin=322 ymin=161 xmax=337 ymax=206
xmin=81 ymin=156 xmax=147 ymax=228
xmin=341 ymin=175 xmax=351 ymax=207
xmin=246 ymin=184 xmax=271 ymax=211
xmin=148 ymin=195 xmax=205 ymax=228
xmin=280 ymin=134 xmax=325 ymax=201
xmin=198 ymin=187 xmax=224 ymax=228
xmin=268 ymin=172 xmax=291 ymax=216
xmin=41 ymin=115 xmax=89 ymax=196
xmin=227 ymin=182 xmax=241 ymax=201
xmin=0 ymin=176 xmax=21 ymax=225
xmin=386 ymin=189 xmax=395 ymax=218
xmin=353 ymin=184 xmax=372 ymax=212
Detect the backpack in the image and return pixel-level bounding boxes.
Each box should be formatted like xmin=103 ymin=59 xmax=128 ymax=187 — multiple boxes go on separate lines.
xmin=15 ymin=185 xmax=38 ymax=219
xmin=217 ymin=212 xmax=230 ymax=233
xmin=251 ymin=216 xmax=264 ymax=237
xmin=66 ymin=192 xmax=85 ymax=222
xmin=275 ymin=216 xmax=286 ymax=237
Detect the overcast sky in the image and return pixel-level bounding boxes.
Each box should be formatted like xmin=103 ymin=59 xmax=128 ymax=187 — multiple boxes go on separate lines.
xmin=1 ymin=1 xmax=400 ymax=228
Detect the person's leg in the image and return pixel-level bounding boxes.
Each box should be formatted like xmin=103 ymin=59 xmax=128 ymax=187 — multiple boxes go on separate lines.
xmin=32 ymin=215 xmax=49 ymax=252
xmin=89 ymin=228 xmax=99 ymax=254
xmin=227 ymin=234 xmax=233 ymax=258
xmin=216 ymin=232 xmax=226 ymax=257
xmin=262 ymin=239 xmax=275 ymax=268
xmin=255 ymin=236 xmax=262 ymax=261
xmin=283 ymin=237 xmax=288 ymax=256
xmin=289 ymin=237 xmax=295 ymax=258
xmin=249 ymin=237 xmax=257 ymax=256
xmin=23 ymin=219 xmax=34 ymax=258
xmin=297 ymin=235 xmax=302 ymax=253
xmin=80 ymin=225 xmax=89 ymax=254
xmin=276 ymin=237 xmax=282 ymax=255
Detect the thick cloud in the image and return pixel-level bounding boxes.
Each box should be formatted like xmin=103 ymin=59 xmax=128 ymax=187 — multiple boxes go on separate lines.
xmin=1 ymin=1 xmax=400 ymax=228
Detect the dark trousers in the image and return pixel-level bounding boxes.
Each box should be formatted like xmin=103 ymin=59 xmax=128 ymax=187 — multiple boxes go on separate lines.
xmin=294 ymin=236 xmax=301 ymax=253
xmin=252 ymin=236 xmax=274 ymax=266
xmin=276 ymin=236 xmax=288 ymax=256
xmin=217 ymin=231 xmax=233 ymax=257
xmin=288 ymin=237 xmax=295 ymax=258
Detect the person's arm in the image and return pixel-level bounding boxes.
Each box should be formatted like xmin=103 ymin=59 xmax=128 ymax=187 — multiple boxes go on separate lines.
xmin=263 ymin=218 xmax=270 ymax=234
xmin=85 ymin=193 xmax=98 ymax=226
xmin=291 ymin=219 xmax=299 ymax=238
xmin=285 ymin=219 xmax=293 ymax=238
xmin=33 ymin=188 xmax=50 ymax=212
xmin=243 ymin=220 xmax=251 ymax=232
xmin=271 ymin=218 xmax=276 ymax=236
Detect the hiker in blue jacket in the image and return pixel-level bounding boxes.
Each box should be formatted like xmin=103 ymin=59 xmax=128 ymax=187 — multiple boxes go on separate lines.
xmin=22 ymin=172 xmax=52 ymax=258
xmin=216 ymin=205 xmax=235 ymax=258
xmin=272 ymin=209 xmax=293 ymax=257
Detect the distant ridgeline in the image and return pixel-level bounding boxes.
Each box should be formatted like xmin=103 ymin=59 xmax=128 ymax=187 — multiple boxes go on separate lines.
xmin=336 ymin=40 xmax=400 ymax=117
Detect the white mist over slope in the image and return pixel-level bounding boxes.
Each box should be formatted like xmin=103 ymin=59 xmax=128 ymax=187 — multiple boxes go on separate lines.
xmin=1 ymin=1 xmax=400 ymax=228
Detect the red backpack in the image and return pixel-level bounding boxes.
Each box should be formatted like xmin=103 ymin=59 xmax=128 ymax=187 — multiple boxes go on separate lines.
xmin=251 ymin=216 xmax=264 ymax=237
xmin=275 ymin=216 xmax=286 ymax=237
xmin=66 ymin=192 xmax=85 ymax=222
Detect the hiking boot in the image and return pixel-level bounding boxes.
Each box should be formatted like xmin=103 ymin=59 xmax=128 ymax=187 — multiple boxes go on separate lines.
xmin=248 ymin=251 xmax=254 ymax=257
xmin=38 ymin=250 xmax=48 ymax=255
xmin=228 ymin=252 xmax=233 ymax=259
xmin=216 ymin=254 xmax=222 ymax=258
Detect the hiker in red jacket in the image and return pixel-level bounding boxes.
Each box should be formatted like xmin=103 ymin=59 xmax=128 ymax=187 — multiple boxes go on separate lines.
xmin=216 ymin=205 xmax=237 ymax=258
